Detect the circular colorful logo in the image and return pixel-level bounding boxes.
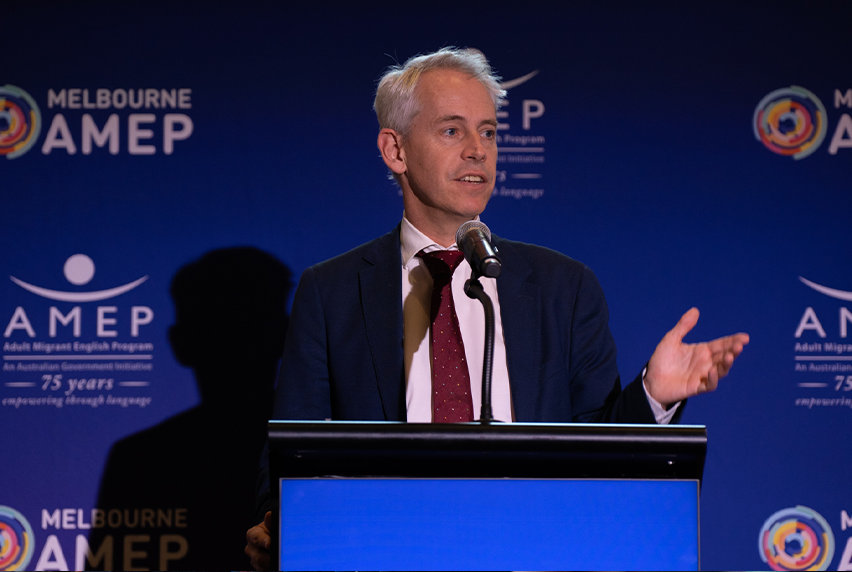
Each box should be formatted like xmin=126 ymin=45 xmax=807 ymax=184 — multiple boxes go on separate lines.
xmin=759 ymin=505 xmax=835 ymax=571
xmin=753 ymin=86 xmax=827 ymax=160
xmin=0 ymin=506 xmax=34 ymax=571
xmin=0 ymin=85 xmax=41 ymax=160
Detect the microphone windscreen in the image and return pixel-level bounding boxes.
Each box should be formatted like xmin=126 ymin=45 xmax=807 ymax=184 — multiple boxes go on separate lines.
xmin=455 ymin=220 xmax=491 ymax=249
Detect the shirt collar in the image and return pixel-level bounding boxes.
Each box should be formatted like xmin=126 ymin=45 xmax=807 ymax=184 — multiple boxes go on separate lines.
xmin=400 ymin=214 xmax=483 ymax=267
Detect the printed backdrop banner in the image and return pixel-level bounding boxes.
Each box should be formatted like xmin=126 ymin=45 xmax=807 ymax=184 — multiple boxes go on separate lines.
xmin=3 ymin=2 xmax=851 ymax=570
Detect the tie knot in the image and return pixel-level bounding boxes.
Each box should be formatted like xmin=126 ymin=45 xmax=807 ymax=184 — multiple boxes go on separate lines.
xmin=417 ymin=250 xmax=465 ymax=279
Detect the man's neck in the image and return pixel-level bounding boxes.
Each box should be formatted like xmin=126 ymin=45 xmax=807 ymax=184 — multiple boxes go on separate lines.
xmin=403 ymin=211 xmax=473 ymax=248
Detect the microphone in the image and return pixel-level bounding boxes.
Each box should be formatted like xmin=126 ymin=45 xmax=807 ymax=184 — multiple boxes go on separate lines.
xmin=455 ymin=221 xmax=501 ymax=278
xmin=456 ymin=220 xmax=499 ymax=424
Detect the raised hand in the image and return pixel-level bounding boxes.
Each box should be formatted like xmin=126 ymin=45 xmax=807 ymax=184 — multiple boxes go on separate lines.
xmin=644 ymin=308 xmax=749 ymax=407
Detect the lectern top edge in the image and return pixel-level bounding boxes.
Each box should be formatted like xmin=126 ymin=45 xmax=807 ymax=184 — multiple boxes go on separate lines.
xmin=268 ymin=420 xmax=708 ymax=482
xmin=269 ymin=420 xmax=707 ymax=448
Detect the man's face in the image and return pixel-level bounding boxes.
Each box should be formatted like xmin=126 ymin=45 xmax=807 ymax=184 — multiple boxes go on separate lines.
xmin=397 ymin=69 xmax=498 ymax=230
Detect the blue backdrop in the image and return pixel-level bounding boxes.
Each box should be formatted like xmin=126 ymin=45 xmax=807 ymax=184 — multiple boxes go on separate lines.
xmin=3 ymin=2 xmax=851 ymax=570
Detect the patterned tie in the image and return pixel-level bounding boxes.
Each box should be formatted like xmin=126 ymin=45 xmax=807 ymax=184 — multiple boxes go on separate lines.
xmin=417 ymin=250 xmax=474 ymax=422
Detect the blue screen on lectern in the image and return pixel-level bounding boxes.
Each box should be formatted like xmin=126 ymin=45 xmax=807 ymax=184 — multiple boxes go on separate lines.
xmin=279 ymin=478 xmax=699 ymax=571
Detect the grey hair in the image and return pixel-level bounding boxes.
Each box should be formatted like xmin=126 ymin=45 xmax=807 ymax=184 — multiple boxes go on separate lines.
xmin=373 ymin=47 xmax=506 ymax=136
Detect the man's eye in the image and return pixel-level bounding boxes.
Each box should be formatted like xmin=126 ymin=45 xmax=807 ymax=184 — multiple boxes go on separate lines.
xmin=445 ymin=128 xmax=457 ymax=136
xmin=482 ymin=129 xmax=495 ymax=139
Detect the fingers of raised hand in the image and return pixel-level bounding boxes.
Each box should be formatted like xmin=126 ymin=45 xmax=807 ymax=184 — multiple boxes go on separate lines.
xmin=732 ymin=334 xmax=749 ymax=357
xmin=710 ymin=334 xmax=749 ymax=375
xmin=705 ymin=363 xmax=719 ymax=391
xmin=688 ymin=344 xmax=714 ymax=393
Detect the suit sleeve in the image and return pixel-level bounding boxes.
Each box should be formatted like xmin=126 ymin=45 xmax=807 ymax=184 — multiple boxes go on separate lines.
xmin=273 ymin=265 xmax=333 ymax=420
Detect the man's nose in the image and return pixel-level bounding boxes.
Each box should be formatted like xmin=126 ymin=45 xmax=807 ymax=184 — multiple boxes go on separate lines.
xmin=463 ymin=132 xmax=486 ymax=161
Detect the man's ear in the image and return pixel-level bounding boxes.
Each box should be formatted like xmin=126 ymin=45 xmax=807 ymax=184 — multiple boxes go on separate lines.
xmin=377 ymin=128 xmax=406 ymax=176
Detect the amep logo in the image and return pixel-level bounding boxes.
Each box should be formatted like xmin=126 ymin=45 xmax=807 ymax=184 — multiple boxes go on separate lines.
xmin=754 ymin=86 xmax=852 ymax=159
xmin=753 ymin=86 xmax=827 ymax=160
xmin=759 ymin=506 xmax=834 ymax=571
xmin=0 ymin=85 xmax=41 ymax=160
xmin=4 ymin=254 xmax=153 ymax=339
xmin=1 ymin=84 xmax=194 ymax=157
xmin=0 ymin=505 xmax=35 ymax=571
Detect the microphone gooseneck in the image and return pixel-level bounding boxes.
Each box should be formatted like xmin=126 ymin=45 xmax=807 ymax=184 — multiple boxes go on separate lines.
xmin=463 ymin=278 xmax=495 ymax=424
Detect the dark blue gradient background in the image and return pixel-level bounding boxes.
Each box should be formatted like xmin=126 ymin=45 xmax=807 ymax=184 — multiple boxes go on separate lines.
xmin=3 ymin=2 xmax=851 ymax=569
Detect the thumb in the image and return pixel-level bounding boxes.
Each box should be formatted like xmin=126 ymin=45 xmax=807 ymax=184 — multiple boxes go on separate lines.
xmin=263 ymin=511 xmax=273 ymax=547
xmin=667 ymin=307 xmax=699 ymax=342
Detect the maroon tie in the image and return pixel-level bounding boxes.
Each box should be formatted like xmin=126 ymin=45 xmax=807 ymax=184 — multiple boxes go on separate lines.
xmin=417 ymin=250 xmax=474 ymax=422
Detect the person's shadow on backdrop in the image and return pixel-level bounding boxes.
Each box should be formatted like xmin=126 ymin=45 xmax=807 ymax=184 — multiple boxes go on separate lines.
xmin=87 ymin=247 xmax=292 ymax=571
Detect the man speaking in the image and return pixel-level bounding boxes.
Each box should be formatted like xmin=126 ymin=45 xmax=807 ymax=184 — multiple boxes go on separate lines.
xmin=245 ymin=47 xmax=749 ymax=570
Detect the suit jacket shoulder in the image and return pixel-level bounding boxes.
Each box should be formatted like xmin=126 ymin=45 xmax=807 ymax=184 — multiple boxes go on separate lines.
xmin=273 ymin=226 xmax=405 ymax=422
xmin=309 ymin=227 xmax=401 ymax=283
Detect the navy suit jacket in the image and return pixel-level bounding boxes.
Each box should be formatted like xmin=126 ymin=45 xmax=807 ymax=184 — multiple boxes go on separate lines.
xmin=272 ymin=226 xmax=668 ymax=424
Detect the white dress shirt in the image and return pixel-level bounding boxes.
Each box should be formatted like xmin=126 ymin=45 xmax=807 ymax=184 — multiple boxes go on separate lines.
xmin=401 ymin=216 xmax=514 ymax=422
xmin=399 ymin=216 xmax=678 ymax=424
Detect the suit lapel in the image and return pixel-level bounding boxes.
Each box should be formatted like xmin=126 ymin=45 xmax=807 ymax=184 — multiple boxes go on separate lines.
xmin=494 ymin=237 xmax=541 ymax=422
xmin=359 ymin=227 xmax=406 ymax=421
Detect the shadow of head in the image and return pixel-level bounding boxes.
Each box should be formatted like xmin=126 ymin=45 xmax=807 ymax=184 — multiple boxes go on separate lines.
xmin=168 ymin=247 xmax=292 ymax=407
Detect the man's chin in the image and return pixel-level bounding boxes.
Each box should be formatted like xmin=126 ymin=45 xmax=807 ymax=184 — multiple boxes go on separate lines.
xmin=455 ymin=203 xmax=489 ymax=223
